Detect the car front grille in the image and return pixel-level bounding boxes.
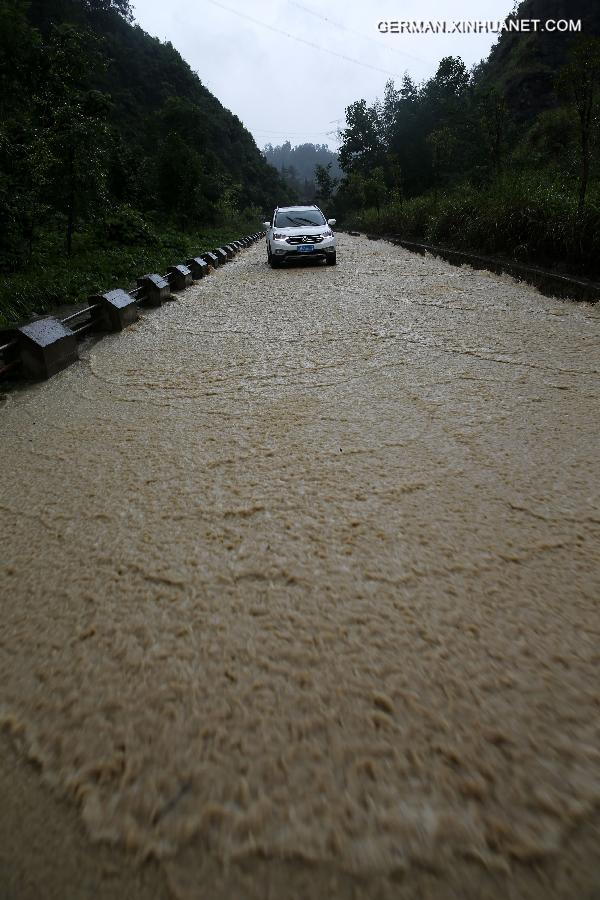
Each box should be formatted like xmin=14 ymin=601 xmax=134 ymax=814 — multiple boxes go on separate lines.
xmin=286 ymin=235 xmax=324 ymax=244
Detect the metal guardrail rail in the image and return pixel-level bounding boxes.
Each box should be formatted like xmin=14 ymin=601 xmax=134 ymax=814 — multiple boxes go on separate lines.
xmin=0 ymin=232 xmax=266 ymax=381
xmin=0 ymin=357 xmax=20 ymax=377
xmin=61 ymin=303 xmax=101 ymax=336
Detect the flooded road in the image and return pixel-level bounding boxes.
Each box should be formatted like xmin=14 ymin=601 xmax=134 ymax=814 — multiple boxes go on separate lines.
xmin=1 ymin=234 xmax=599 ymax=899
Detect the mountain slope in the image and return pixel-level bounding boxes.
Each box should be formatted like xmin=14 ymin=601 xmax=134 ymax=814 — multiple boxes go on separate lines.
xmin=476 ymin=0 xmax=600 ymax=121
xmin=25 ymin=0 xmax=289 ymax=217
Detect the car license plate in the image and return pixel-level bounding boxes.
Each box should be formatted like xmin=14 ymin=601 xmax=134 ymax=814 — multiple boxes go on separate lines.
xmin=297 ymin=244 xmax=314 ymax=253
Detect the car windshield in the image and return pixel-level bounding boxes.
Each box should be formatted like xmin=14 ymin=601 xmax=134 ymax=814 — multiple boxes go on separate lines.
xmin=274 ymin=210 xmax=326 ymax=228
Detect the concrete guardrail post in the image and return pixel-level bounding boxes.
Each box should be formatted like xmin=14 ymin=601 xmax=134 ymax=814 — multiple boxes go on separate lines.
xmin=203 ymin=252 xmax=219 ymax=269
xmin=16 ymin=317 xmax=78 ymax=379
xmin=91 ymin=289 xmax=139 ymax=332
xmin=168 ymin=265 xmax=193 ymax=291
xmin=138 ymin=274 xmax=170 ymax=307
xmin=186 ymin=257 xmax=210 ymax=279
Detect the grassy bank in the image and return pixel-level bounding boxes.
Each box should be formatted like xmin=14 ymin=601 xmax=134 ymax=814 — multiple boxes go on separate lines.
xmin=0 ymin=218 xmax=260 ymax=329
xmin=344 ymin=175 xmax=600 ymax=281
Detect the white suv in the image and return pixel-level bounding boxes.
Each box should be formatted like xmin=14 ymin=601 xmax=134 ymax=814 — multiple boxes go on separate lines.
xmin=262 ymin=205 xmax=337 ymax=268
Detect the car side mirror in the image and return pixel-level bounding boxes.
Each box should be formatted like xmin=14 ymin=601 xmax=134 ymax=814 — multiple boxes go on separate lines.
xmin=262 ymin=221 xmax=270 ymax=230
xmin=327 ymin=218 xmax=336 ymax=226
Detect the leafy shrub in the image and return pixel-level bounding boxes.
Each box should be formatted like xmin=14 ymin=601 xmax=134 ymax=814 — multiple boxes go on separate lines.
xmin=0 ymin=219 xmax=260 ymax=327
xmin=350 ymin=174 xmax=600 ymax=279
xmin=103 ymin=204 xmax=154 ymax=244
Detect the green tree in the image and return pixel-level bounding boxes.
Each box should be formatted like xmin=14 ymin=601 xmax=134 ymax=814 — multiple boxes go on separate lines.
xmin=336 ymin=171 xmax=366 ymax=215
xmin=314 ymin=162 xmax=338 ymax=202
xmin=339 ymin=99 xmax=383 ymax=176
xmin=426 ymin=127 xmax=457 ymax=205
xmin=41 ymin=24 xmax=111 ymax=254
xmin=385 ymin=74 xmax=429 ymax=197
xmin=380 ymin=79 xmax=401 ymax=145
xmin=0 ymin=0 xmax=43 ymax=267
xmin=557 ymin=37 xmax=600 ymax=215
xmin=400 ymin=73 xmax=418 ymax=104
xmin=364 ymin=166 xmax=386 ymax=217
xmin=479 ymin=88 xmax=508 ymax=176
xmin=388 ymin=153 xmax=403 ymax=205
xmin=83 ymin=0 xmax=133 ymax=19
xmin=425 ymin=56 xmax=470 ymax=117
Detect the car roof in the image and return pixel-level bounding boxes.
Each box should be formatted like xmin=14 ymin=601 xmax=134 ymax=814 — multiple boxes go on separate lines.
xmin=276 ymin=205 xmax=320 ymax=212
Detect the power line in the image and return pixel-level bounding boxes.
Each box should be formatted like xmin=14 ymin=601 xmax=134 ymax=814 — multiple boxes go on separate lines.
xmin=205 ymin=0 xmax=403 ymax=79
xmin=288 ymin=0 xmax=429 ymax=68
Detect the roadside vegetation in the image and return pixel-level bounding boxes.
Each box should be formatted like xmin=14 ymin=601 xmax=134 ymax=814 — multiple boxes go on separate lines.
xmin=330 ymin=0 xmax=600 ymax=279
xmin=353 ymin=176 xmax=600 ymax=278
xmin=0 ymin=0 xmax=290 ymax=327
xmin=0 ymin=217 xmax=259 ymax=328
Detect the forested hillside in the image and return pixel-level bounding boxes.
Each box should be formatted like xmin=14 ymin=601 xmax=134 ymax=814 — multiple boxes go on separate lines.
xmin=334 ymin=0 xmax=600 ymax=278
xmin=263 ymin=142 xmax=341 ymax=203
xmin=477 ymin=0 xmax=600 ymax=121
xmin=0 ymin=0 xmax=290 ymax=325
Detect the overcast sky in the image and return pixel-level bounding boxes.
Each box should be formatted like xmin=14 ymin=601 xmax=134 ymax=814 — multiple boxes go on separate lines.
xmin=130 ymin=0 xmax=515 ymax=151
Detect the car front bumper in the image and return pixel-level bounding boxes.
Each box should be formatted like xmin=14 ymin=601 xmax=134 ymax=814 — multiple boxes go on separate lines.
xmin=272 ymin=242 xmax=336 ymax=261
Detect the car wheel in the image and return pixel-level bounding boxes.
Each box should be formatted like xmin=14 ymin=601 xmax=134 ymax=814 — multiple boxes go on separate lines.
xmin=326 ymin=252 xmax=337 ymax=266
xmin=269 ymin=256 xmax=281 ymax=268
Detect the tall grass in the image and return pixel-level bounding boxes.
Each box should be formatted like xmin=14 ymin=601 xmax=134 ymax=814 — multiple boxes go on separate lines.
xmin=349 ymin=174 xmax=600 ymax=279
xmin=0 ymin=213 xmax=261 ymax=328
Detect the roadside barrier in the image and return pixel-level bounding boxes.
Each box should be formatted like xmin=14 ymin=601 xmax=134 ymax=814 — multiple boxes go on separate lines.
xmin=0 ymin=232 xmax=265 ymax=382
xmin=362 ymin=233 xmax=600 ymax=303
xmin=187 ymin=257 xmax=210 ymax=279
xmin=167 ymin=264 xmax=193 ymax=291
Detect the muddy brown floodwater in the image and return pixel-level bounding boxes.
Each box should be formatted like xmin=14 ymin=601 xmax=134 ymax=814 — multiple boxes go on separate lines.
xmin=1 ymin=235 xmax=599 ymax=899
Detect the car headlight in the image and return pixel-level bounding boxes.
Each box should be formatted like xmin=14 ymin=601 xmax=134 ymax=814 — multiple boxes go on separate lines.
xmin=273 ymin=232 xmax=286 ymax=240
xmin=322 ymin=229 xmax=333 ymax=238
